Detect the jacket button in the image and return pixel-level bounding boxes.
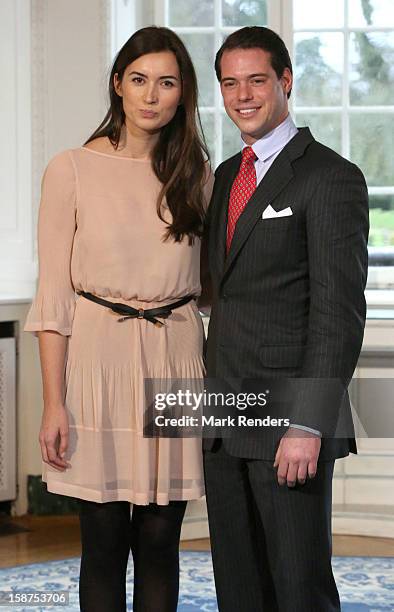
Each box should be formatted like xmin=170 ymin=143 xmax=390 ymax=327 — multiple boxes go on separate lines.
xmin=221 ymin=293 xmax=228 ymax=301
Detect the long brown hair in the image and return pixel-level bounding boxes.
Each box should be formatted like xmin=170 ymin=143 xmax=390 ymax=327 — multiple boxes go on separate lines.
xmin=85 ymin=26 xmax=209 ymax=244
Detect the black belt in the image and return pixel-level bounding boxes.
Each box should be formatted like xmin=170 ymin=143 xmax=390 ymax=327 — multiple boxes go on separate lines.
xmin=76 ymin=291 xmax=195 ymax=327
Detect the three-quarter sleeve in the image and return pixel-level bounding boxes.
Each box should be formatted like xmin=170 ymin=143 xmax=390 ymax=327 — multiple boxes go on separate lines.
xmin=24 ymin=150 xmax=77 ymax=337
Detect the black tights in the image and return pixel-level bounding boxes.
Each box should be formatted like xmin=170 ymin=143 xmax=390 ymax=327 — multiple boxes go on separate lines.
xmin=77 ymin=499 xmax=187 ymax=612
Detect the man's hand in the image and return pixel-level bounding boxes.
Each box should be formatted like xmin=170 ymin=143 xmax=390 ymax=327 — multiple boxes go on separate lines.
xmin=273 ymin=427 xmax=321 ymax=487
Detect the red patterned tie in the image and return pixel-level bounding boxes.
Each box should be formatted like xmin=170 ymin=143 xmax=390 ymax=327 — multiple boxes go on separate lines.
xmin=226 ymin=146 xmax=257 ymax=253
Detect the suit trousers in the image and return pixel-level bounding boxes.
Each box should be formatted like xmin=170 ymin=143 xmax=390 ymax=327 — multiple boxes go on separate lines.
xmin=203 ymin=439 xmax=340 ymax=612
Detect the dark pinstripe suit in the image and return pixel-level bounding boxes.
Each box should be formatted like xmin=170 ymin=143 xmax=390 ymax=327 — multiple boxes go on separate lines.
xmin=203 ymin=128 xmax=369 ymax=611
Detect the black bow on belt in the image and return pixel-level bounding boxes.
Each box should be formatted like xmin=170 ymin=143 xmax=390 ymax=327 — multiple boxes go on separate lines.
xmin=77 ymin=291 xmax=194 ymax=328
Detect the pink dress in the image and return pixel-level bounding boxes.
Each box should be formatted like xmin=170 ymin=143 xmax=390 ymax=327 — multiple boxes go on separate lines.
xmin=24 ymin=147 xmax=213 ymax=505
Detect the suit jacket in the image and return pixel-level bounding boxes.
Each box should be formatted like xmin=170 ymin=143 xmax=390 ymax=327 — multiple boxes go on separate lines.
xmin=203 ymin=127 xmax=369 ymax=461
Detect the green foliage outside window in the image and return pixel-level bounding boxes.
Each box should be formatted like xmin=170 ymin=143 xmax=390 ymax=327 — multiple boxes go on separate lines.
xmin=170 ymin=0 xmax=393 ymax=249
xmin=294 ymin=0 xmax=394 ymax=249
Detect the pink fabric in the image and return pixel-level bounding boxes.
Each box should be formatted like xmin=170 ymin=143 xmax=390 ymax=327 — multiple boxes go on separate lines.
xmin=24 ymin=147 xmax=214 ymax=505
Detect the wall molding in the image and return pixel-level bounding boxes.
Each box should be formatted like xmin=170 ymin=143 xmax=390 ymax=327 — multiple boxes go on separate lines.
xmin=31 ymin=0 xmax=49 ymax=264
xmin=0 ymin=1 xmax=33 ymax=296
xmin=28 ymin=0 xmax=113 ymax=294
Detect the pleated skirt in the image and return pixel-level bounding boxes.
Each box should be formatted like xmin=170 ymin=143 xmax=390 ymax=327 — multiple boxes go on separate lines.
xmin=42 ymin=294 xmax=205 ymax=505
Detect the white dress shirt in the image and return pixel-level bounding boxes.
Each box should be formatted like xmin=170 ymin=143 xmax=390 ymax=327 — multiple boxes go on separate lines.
xmin=242 ymin=113 xmax=298 ymax=185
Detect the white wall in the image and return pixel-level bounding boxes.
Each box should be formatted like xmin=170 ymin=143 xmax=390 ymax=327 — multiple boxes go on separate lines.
xmin=37 ymin=0 xmax=110 ymax=156
xmin=0 ymin=1 xmax=32 ymax=296
xmin=30 ymin=0 xmax=111 ymax=257
xmin=9 ymin=0 xmax=111 ymax=514
xmin=0 ymin=0 xmax=112 ymax=297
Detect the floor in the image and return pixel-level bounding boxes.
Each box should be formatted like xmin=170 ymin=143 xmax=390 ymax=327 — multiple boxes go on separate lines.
xmin=0 ymin=514 xmax=393 ymax=569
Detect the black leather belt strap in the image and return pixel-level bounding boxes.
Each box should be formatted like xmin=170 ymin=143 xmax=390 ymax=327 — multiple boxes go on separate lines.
xmin=76 ymin=291 xmax=195 ymax=328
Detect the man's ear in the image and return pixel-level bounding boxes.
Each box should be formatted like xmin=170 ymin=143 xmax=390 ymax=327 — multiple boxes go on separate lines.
xmin=114 ymin=73 xmax=122 ymax=97
xmin=281 ymin=68 xmax=293 ymax=97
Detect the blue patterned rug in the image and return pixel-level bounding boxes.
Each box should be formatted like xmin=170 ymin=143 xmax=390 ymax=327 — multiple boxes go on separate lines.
xmin=0 ymin=552 xmax=393 ymax=611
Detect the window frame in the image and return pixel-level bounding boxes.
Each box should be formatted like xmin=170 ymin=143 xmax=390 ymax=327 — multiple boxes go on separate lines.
xmin=287 ymin=0 xmax=394 ymax=286
xmin=119 ymin=0 xmax=394 ymax=298
xmin=149 ymin=0 xmax=279 ymax=168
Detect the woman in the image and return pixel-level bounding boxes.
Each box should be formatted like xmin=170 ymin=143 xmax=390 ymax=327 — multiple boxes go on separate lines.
xmin=24 ymin=26 xmax=213 ymax=611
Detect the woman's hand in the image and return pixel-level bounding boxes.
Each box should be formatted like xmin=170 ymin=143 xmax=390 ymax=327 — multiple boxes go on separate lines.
xmin=39 ymin=404 xmax=70 ymax=471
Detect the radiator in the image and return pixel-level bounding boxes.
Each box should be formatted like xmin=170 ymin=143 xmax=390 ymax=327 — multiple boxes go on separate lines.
xmin=0 ymin=337 xmax=16 ymax=501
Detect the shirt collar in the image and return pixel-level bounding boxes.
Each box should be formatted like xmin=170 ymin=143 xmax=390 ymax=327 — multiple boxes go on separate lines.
xmin=241 ymin=114 xmax=298 ymax=163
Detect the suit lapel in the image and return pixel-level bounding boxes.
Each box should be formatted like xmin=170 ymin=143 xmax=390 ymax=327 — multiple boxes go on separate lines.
xmin=211 ymin=153 xmax=241 ymax=278
xmin=223 ymin=153 xmax=294 ymax=277
xmin=220 ymin=127 xmax=315 ymax=282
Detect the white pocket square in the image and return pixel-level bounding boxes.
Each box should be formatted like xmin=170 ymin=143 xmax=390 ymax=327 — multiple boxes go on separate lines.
xmin=262 ymin=204 xmax=293 ymax=219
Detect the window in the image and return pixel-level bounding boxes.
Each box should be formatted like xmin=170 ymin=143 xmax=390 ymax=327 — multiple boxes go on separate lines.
xmin=156 ymin=0 xmax=270 ymax=168
xmin=120 ymin=0 xmax=394 ymax=290
xmin=292 ymin=0 xmax=394 ymax=287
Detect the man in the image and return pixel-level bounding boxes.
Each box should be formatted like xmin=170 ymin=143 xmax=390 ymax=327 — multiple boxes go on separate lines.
xmin=203 ymin=27 xmax=369 ymax=611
